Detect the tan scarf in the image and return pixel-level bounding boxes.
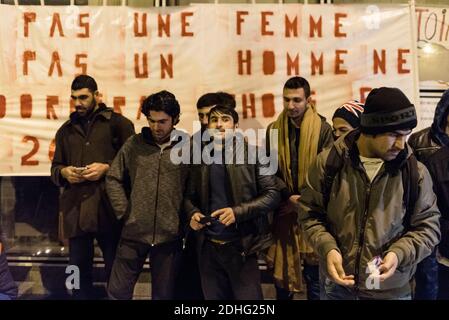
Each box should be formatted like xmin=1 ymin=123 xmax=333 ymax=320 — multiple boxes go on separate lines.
xmin=270 ymin=104 xmax=322 ymax=192
xmin=266 ymin=104 xmax=323 ymax=291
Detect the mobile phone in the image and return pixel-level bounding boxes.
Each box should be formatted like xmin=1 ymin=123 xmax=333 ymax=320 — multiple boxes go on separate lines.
xmin=199 ymin=216 xmax=216 ymax=224
xmin=74 ymin=166 xmax=87 ymax=173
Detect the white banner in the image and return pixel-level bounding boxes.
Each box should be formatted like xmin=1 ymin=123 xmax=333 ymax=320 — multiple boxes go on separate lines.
xmin=416 ymin=6 xmax=449 ymax=51
xmin=0 ymin=4 xmax=418 ymax=175
xmin=416 ymin=6 xmax=449 ymax=129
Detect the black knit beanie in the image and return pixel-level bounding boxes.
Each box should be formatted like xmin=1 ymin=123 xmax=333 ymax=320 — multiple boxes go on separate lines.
xmin=360 ymin=87 xmax=417 ymax=134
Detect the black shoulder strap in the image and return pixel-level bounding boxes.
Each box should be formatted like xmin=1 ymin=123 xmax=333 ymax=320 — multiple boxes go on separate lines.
xmin=322 ymin=146 xmax=344 ymax=209
xmin=402 ymin=153 xmax=419 ymax=230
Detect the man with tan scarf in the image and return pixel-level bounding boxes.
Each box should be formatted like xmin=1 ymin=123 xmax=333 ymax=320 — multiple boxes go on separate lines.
xmin=266 ymin=77 xmax=333 ymax=300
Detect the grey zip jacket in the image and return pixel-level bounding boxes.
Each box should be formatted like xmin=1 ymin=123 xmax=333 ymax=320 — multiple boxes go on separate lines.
xmin=106 ymin=127 xmax=189 ymax=245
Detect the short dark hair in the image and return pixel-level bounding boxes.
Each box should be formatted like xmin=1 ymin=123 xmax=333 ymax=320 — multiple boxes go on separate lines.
xmin=141 ymin=90 xmax=180 ymax=125
xmin=216 ymin=92 xmax=236 ymax=109
xmin=283 ymin=76 xmax=311 ymax=98
xmin=71 ymin=75 xmax=98 ymax=93
xmin=196 ymin=93 xmax=221 ymax=109
xmin=196 ymin=91 xmax=237 ymax=110
xmin=208 ymin=105 xmax=239 ymax=124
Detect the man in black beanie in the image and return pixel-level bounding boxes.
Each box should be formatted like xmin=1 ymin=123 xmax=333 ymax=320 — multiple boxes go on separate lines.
xmin=298 ymin=87 xmax=441 ymax=299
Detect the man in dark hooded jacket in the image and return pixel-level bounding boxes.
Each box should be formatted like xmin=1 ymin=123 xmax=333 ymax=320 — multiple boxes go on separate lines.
xmin=51 ymin=75 xmax=135 ymax=299
xmin=409 ymin=89 xmax=449 ymax=300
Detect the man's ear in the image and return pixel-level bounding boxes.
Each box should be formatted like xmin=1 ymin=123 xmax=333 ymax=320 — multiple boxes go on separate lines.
xmin=94 ymin=90 xmax=101 ymax=104
xmin=173 ymin=115 xmax=180 ymax=125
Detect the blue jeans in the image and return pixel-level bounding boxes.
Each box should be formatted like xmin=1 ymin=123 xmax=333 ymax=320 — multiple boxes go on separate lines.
xmin=414 ymin=249 xmax=438 ymax=300
xmin=0 ymin=253 xmax=17 ymax=300
xmin=0 ymin=293 xmax=11 ymax=300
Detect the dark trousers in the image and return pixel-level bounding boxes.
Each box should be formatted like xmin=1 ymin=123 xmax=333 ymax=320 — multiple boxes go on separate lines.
xmin=303 ymin=263 xmax=320 ymax=300
xmin=275 ymin=262 xmax=320 ymax=300
xmin=275 ymin=285 xmax=294 ymax=300
xmin=199 ymin=240 xmax=263 ymax=300
xmin=107 ymin=239 xmax=182 ymax=300
xmin=414 ymin=249 xmax=439 ymax=300
xmin=174 ymin=234 xmax=204 ymax=299
xmin=438 ymin=263 xmax=449 ymax=300
xmin=69 ymin=232 xmax=119 ymax=299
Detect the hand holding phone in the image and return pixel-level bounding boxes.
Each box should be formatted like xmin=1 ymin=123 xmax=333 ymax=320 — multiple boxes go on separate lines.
xmin=74 ymin=166 xmax=87 ymax=174
xmin=199 ymin=216 xmax=216 ymax=225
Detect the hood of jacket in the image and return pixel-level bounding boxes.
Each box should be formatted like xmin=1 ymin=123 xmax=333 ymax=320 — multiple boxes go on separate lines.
xmin=430 ymin=89 xmax=449 ymax=147
xmin=141 ymin=126 xmax=188 ymax=148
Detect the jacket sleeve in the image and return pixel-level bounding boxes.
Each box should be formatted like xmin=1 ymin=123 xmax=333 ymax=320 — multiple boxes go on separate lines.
xmin=106 ymin=116 xmax=136 ymax=166
xmin=265 ymin=123 xmax=291 ymax=201
xmin=117 ymin=116 xmax=136 ymax=147
xmin=50 ymin=127 xmax=67 ymax=187
xmin=105 ymin=140 xmax=131 ymax=220
xmin=318 ymin=120 xmax=334 ymax=152
xmin=182 ymin=167 xmax=201 ymax=221
xmin=233 ymin=163 xmax=281 ymax=223
xmin=386 ymin=162 xmax=441 ymax=267
xmin=298 ymin=148 xmax=341 ymax=259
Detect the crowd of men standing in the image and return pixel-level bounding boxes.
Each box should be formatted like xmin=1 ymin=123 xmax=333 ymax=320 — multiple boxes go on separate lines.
xmin=0 ymin=74 xmax=447 ymax=300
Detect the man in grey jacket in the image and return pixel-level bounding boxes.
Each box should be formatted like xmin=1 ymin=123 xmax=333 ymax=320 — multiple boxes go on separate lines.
xmin=106 ymin=90 xmax=189 ymax=300
xmin=299 ymin=87 xmax=441 ymax=300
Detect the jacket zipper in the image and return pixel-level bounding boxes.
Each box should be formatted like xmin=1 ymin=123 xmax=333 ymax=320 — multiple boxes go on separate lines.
xmin=151 ymin=148 xmax=164 ymax=246
xmin=225 ymin=164 xmax=245 ymax=259
xmin=354 ymin=184 xmax=370 ymax=297
xmin=353 ymin=170 xmax=374 ymax=297
xmin=354 ymin=166 xmax=386 ymax=297
xmin=77 ymin=115 xmax=95 ymax=167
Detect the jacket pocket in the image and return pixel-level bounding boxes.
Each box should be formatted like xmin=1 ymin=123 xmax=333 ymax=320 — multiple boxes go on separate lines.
xmin=379 ymin=264 xmax=414 ymax=290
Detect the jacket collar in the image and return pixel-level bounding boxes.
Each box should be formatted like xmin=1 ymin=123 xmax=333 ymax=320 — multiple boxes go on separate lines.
xmin=141 ymin=127 xmax=185 ymax=148
xmin=201 ymin=132 xmax=248 ymax=165
xmin=69 ymin=103 xmax=111 ymax=123
xmin=337 ymin=129 xmax=410 ymax=174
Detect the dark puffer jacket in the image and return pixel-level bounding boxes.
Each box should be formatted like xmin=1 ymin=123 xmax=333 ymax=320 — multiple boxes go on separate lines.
xmin=409 ymin=89 xmax=449 ymax=258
